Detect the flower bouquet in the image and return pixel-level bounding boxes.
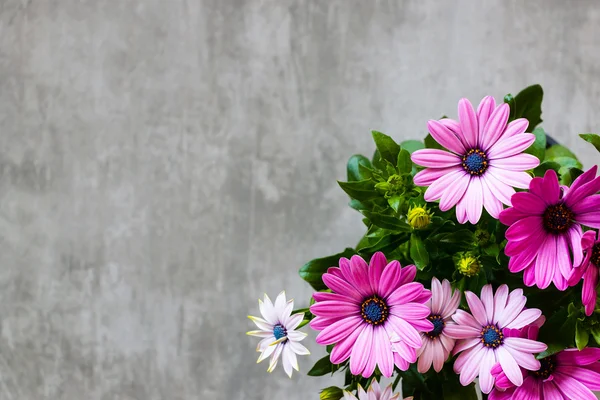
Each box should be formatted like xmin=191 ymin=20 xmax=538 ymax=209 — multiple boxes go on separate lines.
xmin=247 ymin=85 xmax=600 ymax=399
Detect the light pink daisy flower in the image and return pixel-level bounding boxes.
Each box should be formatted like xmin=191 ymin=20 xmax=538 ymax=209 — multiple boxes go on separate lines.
xmin=568 ymin=230 xmax=600 ymax=316
xmin=342 ymin=380 xmax=405 ymax=400
xmin=412 ymin=96 xmax=539 ymax=224
xmin=310 ymin=252 xmax=433 ymax=378
xmin=500 ymin=167 xmax=600 ymax=290
xmin=490 ymin=323 xmax=600 ymax=400
xmin=444 ymin=284 xmax=547 ymax=394
xmin=415 ymin=278 xmax=461 ymax=373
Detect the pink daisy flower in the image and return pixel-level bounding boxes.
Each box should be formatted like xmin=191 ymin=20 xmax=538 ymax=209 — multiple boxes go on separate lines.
xmin=412 ymin=96 xmax=540 ymax=224
xmin=415 ymin=278 xmax=461 ymax=373
xmin=500 ymin=167 xmax=600 ymax=290
xmin=342 ymin=380 xmax=406 ymax=400
xmin=444 ymin=284 xmax=547 ymax=394
xmin=309 ymin=252 xmax=433 ymax=378
xmin=568 ymin=230 xmax=600 ymax=316
xmin=490 ymin=325 xmax=600 ymax=400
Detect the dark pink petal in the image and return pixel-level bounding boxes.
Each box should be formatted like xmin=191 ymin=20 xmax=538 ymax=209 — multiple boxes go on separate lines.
xmin=523 ymin=265 xmax=536 ymax=287
xmin=350 ymin=255 xmax=371 ymax=290
xmin=571 ymin=194 xmax=600 ymax=215
xmin=444 ymin=324 xmax=480 ymax=339
xmin=566 ymin=165 xmax=598 ymax=195
xmin=502 ymin=118 xmax=529 ymax=139
xmin=542 ymin=381 xmax=565 ymax=400
xmin=427 ymin=119 xmax=466 ymax=154
xmin=529 ymin=176 xmax=546 ymax=200
xmin=484 ymin=171 xmax=516 ymax=206
xmin=576 ymin=212 xmax=600 ymax=229
xmin=492 ymin=153 xmax=540 ymax=171
xmin=464 ymin=178 xmax=484 ymax=224
xmin=510 ymin=192 xmax=546 ymax=214
xmin=368 ymin=252 xmax=387 ymax=293
xmin=503 ymin=337 xmax=547 ymax=353
xmin=310 ymin=301 xmax=359 ymax=317
xmin=542 ymin=169 xmax=561 ymax=204
xmin=316 ymin=315 xmax=363 ymax=345
xmin=488 ymin=133 xmax=535 ymax=160
xmin=310 ymin=316 xmax=343 ymax=330
xmin=556 ymin=348 xmax=600 ymax=365
xmin=552 ymin=373 xmax=597 ymax=400
xmin=488 ymin=166 xmax=532 ymax=190
xmin=330 ymin=324 xmax=365 ymax=364
xmin=327 ymin=266 xmax=344 ymax=279
xmin=558 ymin=365 xmax=600 ymax=391
xmin=556 ymin=235 xmax=573 ymax=282
xmin=313 ymin=291 xmax=359 ymax=304
xmin=582 ymin=266 xmax=598 ymax=316
xmin=414 ymin=289 xmax=432 ymax=304
xmin=480 ymin=103 xmax=510 ymax=151
xmin=339 ymin=257 xmax=371 ymax=297
xmin=412 ymin=149 xmax=462 ymax=168
xmin=393 ymin=352 xmax=410 ymax=371
xmin=582 ymin=230 xmax=599 ymax=250
xmin=505 ymin=231 xmax=545 ymax=257
xmin=458 ymin=98 xmax=478 ymax=148
xmin=499 ymin=206 xmax=532 ymax=226
xmin=508 ymin=248 xmax=537 ymax=273
xmin=413 ymin=166 xmax=461 ymax=186
xmin=438 ymin=172 xmax=471 ymax=212
xmin=535 ymin=236 xmax=556 ymax=289
xmin=568 ymin=225 xmax=584 ymax=267
xmin=398 ymin=264 xmax=417 ymax=286
xmin=506 ymin=216 xmax=544 ymax=241
xmin=349 ymin=324 xmax=373 ymax=375
xmin=407 ymin=318 xmax=434 ymax=332
xmin=387 ymin=282 xmax=425 ymax=306
xmin=424 ymin=169 xmax=468 ymax=202
xmin=386 ymin=315 xmax=422 ymax=348
xmin=439 ymin=118 xmax=461 ymax=134
xmin=512 ymin=376 xmax=540 ymax=400
xmin=379 ymin=260 xmax=402 ymax=298
xmin=564 ymin=175 xmax=600 ymax=209
xmin=322 ymin=273 xmax=363 ymax=302
xmin=477 ymin=96 xmax=496 ymax=136
xmin=465 ymin=290 xmax=489 ymax=325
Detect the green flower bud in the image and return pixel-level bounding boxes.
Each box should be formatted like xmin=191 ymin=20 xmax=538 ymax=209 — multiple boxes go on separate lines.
xmin=408 ymin=204 xmax=433 ymax=229
xmin=320 ymin=386 xmax=344 ymax=400
xmin=474 ymin=228 xmax=491 ymax=246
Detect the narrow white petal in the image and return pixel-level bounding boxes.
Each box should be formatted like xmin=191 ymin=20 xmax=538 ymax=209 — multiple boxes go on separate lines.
xmin=248 ymin=315 xmax=273 ymax=331
xmin=274 ymin=291 xmax=287 ymax=315
xmin=289 ymin=340 xmax=310 ymax=355
xmin=286 ymin=314 xmax=304 ymax=330
xmin=267 ymin=343 xmax=283 ymax=372
xmin=246 ymin=330 xmax=272 ymax=338
xmin=287 ymin=330 xmax=307 ymax=341
xmin=259 ymin=299 xmax=278 ymax=325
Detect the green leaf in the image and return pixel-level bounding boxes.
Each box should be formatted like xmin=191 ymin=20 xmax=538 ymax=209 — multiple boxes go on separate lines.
xmin=347 ymin=155 xmax=373 ymax=181
xmin=580 ymin=133 xmax=600 ymax=152
xmin=590 ymin=325 xmax=600 ymax=345
xmin=504 ymin=93 xmax=516 ymax=121
xmin=545 ymin=144 xmax=578 ymax=161
xmin=533 ymin=161 xmax=561 ymax=177
xmin=576 ymin=321 xmax=590 ymax=350
xmin=430 ymin=230 xmax=476 ymax=247
xmin=553 ymin=156 xmax=583 ymax=171
xmin=299 ymin=248 xmax=356 ymax=290
xmin=362 ymin=211 xmax=412 ymax=232
xmin=319 ymin=386 xmax=344 ymax=400
xmin=338 ymin=180 xmax=378 ymax=201
xmin=537 ymin=306 xmax=577 ymax=359
xmin=307 ymin=355 xmax=335 ymax=376
xmin=442 ymin=381 xmax=478 ymax=400
xmin=387 ymin=196 xmax=402 ymax=213
xmin=424 ymin=133 xmax=444 ymax=150
xmin=410 ymin=233 xmax=429 ymax=270
xmin=372 ymin=131 xmax=400 ymax=165
xmin=512 ymin=84 xmax=544 ymax=130
xmin=400 ymin=140 xmax=425 ymax=154
xmin=397 ymin=149 xmax=412 ymax=174
xmin=525 ymin=127 xmax=547 ymax=161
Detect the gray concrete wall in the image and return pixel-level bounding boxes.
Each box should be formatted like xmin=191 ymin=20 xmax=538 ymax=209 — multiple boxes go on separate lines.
xmin=0 ymin=0 xmax=599 ymax=399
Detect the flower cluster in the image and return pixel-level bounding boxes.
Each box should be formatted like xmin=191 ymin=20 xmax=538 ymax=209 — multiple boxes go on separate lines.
xmin=247 ymin=87 xmax=600 ymax=399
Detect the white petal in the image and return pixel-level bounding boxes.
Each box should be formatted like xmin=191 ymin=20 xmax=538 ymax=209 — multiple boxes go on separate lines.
xmin=267 ymin=343 xmax=284 ymax=373
xmin=248 ymin=315 xmax=273 ymax=331
xmin=257 ymin=341 xmax=277 ymax=363
xmin=274 ymin=291 xmax=287 ymax=315
xmin=289 ymin=340 xmax=310 ymax=355
xmin=280 ymin=299 xmax=294 ymax=324
xmin=282 ymin=345 xmax=293 ymax=377
xmin=259 ymin=298 xmax=278 ymax=325
xmin=286 ymin=313 xmax=304 ymax=330
xmin=287 ymin=330 xmax=307 ymax=341
xmin=246 ymin=330 xmax=272 ymax=338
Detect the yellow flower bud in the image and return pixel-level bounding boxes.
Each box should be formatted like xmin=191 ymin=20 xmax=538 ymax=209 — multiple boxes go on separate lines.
xmin=408 ymin=205 xmax=432 ymax=229
xmin=457 ymin=254 xmax=481 ymax=277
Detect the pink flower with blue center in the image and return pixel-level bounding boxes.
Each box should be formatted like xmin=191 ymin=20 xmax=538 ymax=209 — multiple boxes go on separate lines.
xmin=412 ymin=96 xmax=539 ymax=224
xmin=310 ymin=252 xmax=433 ymax=378
xmin=568 ymin=229 xmax=600 ymax=315
xmin=444 ymin=284 xmax=547 ymax=394
xmin=500 ymin=167 xmax=600 ymax=290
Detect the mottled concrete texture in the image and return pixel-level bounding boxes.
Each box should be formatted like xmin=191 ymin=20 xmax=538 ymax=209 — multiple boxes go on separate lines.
xmin=0 ymin=0 xmax=599 ymax=399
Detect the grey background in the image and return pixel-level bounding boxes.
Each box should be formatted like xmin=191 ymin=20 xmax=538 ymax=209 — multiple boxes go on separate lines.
xmin=1 ymin=0 xmax=599 ymax=399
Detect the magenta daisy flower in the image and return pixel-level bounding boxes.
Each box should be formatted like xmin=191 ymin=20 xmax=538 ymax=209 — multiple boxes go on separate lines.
xmin=309 ymin=252 xmax=433 ymax=378
xmin=412 ymin=96 xmax=539 ymax=224
xmin=500 ymin=167 xmax=600 ymax=290
xmin=490 ymin=325 xmax=600 ymax=400
xmin=415 ymin=278 xmax=461 ymax=373
xmin=444 ymin=284 xmax=547 ymax=394
xmin=568 ymin=230 xmax=600 ymax=316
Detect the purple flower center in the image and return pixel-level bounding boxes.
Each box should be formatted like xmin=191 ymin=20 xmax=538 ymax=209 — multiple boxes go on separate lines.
xmin=543 ymin=203 xmax=573 ymax=233
xmin=532 ymin=356 xmax=556 ymax=380
xmin=591 ymin=244 xmax=600 ymax=267
xmin=425 ymin=314 xmax=445 ymax=339
xmin=462 ymin=149 xmax=488 ymax=176
xmin=480 ymin=324 xmax=503 ymax=348
xmin=273 ymin=323 xmax=287 ymax=340
xmin=360 ymin=296 xmax=389 ymax=325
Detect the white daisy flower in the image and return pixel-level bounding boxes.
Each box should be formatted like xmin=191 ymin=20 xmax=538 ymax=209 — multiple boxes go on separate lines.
xmin=247 ymin=291 xmax=310 ymax=377
xmin=343 ymin=381 xmax=406 ymax=400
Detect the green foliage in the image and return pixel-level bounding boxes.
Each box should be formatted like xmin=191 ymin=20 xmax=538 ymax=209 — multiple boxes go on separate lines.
xmin=410 ymin=233 xmax=429 ymax=270
xmin=319 ymin=386 xmax=344 ymax=400
xmin=372 ymin=131 xmax=401 ymax=165
xmin=308 ymin=355 xmax=340 ymax=376
xmin=299 ymin=248 xmax=356 ymax=290
xmin=505 ymin=84 xmax=544 ymax=130
xmin=580 ymin=133 xmax=600 ymax=152
xmin=525 ymin=127 xmax=547 ymax=161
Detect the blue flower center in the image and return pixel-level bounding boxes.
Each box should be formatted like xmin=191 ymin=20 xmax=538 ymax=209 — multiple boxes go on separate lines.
xmin=533 ymin=356 xmax=556 ymax=380
xmin=480 ymin=324 xmax=503 ymax=348
xmin=543 ymin=203 xmax=573 ymax=233
xmin=273 ymin=323 xmax=287 ymax=340
xmin=426 ymin=314 xmax=445 ymax=339
xmin=360 ymin=296 xmax=389 ymax=325
xmin=462 ymin=149 xmax=488 ymax=176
